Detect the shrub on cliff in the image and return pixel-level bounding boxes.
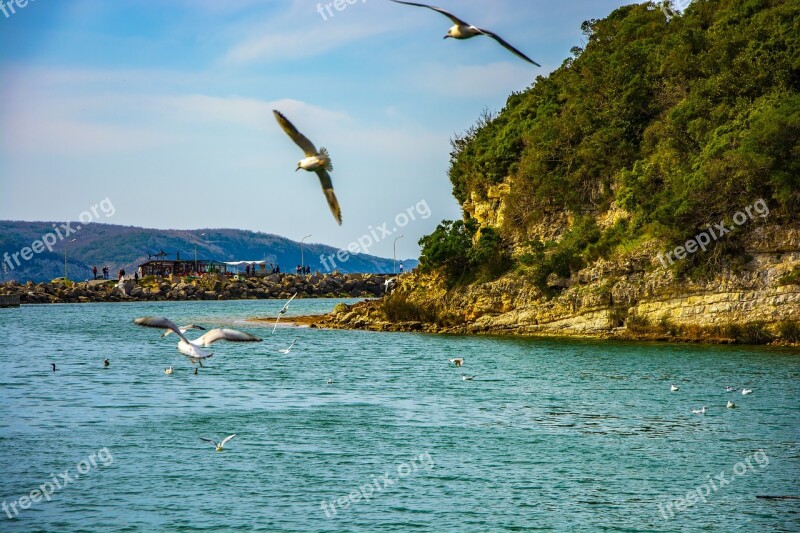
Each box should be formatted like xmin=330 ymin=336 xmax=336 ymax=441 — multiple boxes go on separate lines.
xmin=418 ymin=219 xmax=512 ymax=286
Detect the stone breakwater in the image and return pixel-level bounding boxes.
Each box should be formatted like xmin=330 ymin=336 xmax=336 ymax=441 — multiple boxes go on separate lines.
xmin=0 ymin=273 xmax=393 ymax=304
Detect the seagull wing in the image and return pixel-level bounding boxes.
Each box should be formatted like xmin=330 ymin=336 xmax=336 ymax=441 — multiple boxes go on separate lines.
xmin=478 ymin=28 xmax=541 ymax=66
xmin=135 ymin=316 xmax=190 ymax=343
xmin=388 ymin=0 xmax=468 ymax=26
xmin=272 ymin=315 xmax=281 ymax=334
xmin=220 ymin=434 xmax=236 ymax=447
xmin=196 ymin=328 xmax=262 ymax=346
xmin=199 ymin=437 xmax=218 ymax=447
xmin=315 ymin=169 xmax=343 ymax=225
xmin=281 ymin=292 xmax=298 ymax=312
xmin=182 ymin=324 xmax=206 ymax=332
xmin=273 ymin=110 xmax=319 ymax=157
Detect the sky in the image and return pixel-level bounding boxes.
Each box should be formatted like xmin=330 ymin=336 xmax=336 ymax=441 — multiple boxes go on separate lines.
xmin=0 ymin=0 xmax=636 ymax=260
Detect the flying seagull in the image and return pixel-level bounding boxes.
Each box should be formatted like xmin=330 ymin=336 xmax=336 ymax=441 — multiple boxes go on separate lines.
xmin=161 ymin=324 xmax=206 ymax=338
xmin=273 ymin=110 xmax=342 ymax=225
xmin=134 ymin=316 xmax=262 ymax=366
xmin=388 ymin=0 xmax=540 ymax=66
xmin=272 ymin=292 xmax=298 ymax=333
xmin=200 ymin=434 xmax=236 ymax=452
xmin=279 ymin=338 xmax=299 ymax=354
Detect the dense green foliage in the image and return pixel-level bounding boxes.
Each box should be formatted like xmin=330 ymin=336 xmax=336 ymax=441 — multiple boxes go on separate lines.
xmin=418 ymin=219 xmax=511 ymax=285
xmin=424 ymin=0 xmax=799 ymax=287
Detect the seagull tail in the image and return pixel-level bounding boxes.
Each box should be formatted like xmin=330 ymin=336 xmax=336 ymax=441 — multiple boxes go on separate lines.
xmin=319 ymin=147 xmax=333 ymax=172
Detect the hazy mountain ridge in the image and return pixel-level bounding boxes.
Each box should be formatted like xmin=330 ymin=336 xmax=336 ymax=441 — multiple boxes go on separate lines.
xmin=0 ymin=221 xmax=417 ymax=282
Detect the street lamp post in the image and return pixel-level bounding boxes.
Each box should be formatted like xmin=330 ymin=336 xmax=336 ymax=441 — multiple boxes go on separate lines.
xmin=301 ymin=234 xmax=311 ymax=271
xmin=194 ymin=233 xmax=206 ymax=273
xmin=64 ymin=238 xmax=76 ymax=281
xmin=393 ymin=235 xmax=404 ymax=275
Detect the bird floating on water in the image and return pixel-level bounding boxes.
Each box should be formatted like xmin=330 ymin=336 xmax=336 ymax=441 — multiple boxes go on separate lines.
xmin=726 ymin=386 xmax=737 ymax=392
xmin=388 ymin=0 xmax=541 ymax=66
xmin=134 ymin=316 xmax=262 ymax=366
xmin=742 ymin=388 xmax=753 ymax=395
xmin=692 ymin=406 xmax=707 ymax=415
xmin=103 ymin=358 xmax=110 ymax=367
xmin=273 ymin=110 xmax=342 ymax=225
xmin=279 ymin=338 xmax=299 ymax=354
xmin=449 ymin=358 xmax=464 ymax=367
xmin=200 ymin=434 xmax=236 ymax=452
xmin=727 ymin=400 xmax=736 ymax=408
xmin=327 ymin=378 xmax=334 ymax=384
xmin=164 ymin=366 xmax=174 ymax=375
xmin=670 ymin=384 xmax=679 ymax=392
xmin=51 ymin=363 xmax=56 ymax=372
xmin=272 ymin=292 xmax=298 ymax=333
xmin=462 ymin=375 xmax=475 ymax=381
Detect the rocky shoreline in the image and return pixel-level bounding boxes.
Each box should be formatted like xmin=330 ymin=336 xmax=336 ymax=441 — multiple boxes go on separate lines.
xmin=277 ymin=299 xmax=800 ymax=347
xmin=0 ymin=273 xmax=393 ymax=304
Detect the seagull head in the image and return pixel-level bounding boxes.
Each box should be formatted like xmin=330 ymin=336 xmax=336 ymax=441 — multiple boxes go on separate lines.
xmin=295 ymin=162 xmax=302 ymax=172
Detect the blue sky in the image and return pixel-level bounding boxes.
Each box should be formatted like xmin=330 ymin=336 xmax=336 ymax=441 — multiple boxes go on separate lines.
xmin=0 ymin=0 xmax=635 ymax=260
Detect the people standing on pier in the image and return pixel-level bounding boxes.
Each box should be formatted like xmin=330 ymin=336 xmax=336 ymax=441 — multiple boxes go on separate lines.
xmin=102 ymin=266 xmax=109 ymax=279
xmin=92 ymin=266 xmax=98 ymax=279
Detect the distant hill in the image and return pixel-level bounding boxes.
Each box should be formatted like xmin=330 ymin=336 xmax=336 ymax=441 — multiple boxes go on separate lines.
xmin=0 ymin=221 xmax=418 ymax=282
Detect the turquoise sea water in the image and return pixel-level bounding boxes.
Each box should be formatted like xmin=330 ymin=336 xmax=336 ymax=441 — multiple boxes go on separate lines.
xmin=0 ymin=299 xmax=798 ymax=532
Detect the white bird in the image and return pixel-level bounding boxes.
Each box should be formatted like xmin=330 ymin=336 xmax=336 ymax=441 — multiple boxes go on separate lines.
xmin=200 ymin=434 xmax=236 ymax=452
xmin=272 ymin=292 xmax=298 ymax=334
xmin=327 ymin=378 xmax=334 ymax=384
xmin=449 ymin=358 xmax=464 ymax=367
xmin=279 ymin=338 xmax=299 ymax=354
xmin=727 ymin=400 xmax=736 ymax=408
xmin=134 ymin=316 xmax=262 ymax=366
xmin=161 ymin=324 xmax=206 ymax=338
xmin=164 ymin=366 xmax=174 ymax=375
xmin=671 ymin=384 xmax=679 ymax=392
xmin=388 ymin=0 xmax=541 ymax=66
xmin=742 ymin=388 xmax=753 ymax=395
xmin=692 ymin=406 xmax=707 ymax=415
xmin=273 ymin=110 xmax=342 ymax=225
xmin=384 ymin=278 xmax=396 ymax=293
xmin=726 ymin=386 xmax=738 ymax=392
xmin=462 ymin=375 xmax=474 ymax=381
